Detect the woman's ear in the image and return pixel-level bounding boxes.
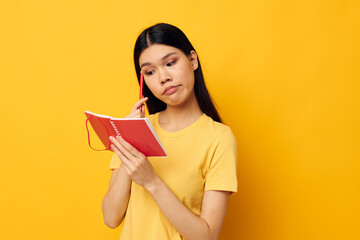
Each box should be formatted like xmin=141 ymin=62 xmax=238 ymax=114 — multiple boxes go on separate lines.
xmin=189 ymin=50 xmax=199 ymax=70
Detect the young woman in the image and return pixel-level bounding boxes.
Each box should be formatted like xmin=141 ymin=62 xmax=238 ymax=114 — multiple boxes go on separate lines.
xmin=102 ymin=23 xmax=238 ymax=240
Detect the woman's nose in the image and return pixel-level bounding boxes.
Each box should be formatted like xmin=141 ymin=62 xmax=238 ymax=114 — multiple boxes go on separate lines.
xmin=161 ymin=78 xmax=171 ymax=84
xmin=158 ymin=68 xmax=172 ymax=84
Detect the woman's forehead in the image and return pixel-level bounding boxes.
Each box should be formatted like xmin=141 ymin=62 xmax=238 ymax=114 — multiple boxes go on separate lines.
xmin=139 ymin=44 xmax=182 ymax=65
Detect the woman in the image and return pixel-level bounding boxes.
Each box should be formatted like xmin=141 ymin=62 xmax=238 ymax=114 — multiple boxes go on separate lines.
xmin=102 ymin=23 xmax=238 ymax=240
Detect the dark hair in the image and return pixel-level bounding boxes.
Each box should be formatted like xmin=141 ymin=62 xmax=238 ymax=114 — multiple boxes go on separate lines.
xmin=133 ymin=23 xmax=222 ymax=123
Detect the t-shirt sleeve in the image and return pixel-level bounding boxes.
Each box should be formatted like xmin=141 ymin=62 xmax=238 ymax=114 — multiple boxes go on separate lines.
xmin=204 ymin=128 xmax=238 ymax=193
xmin=109 ymin=152 xmax=121 ymax=170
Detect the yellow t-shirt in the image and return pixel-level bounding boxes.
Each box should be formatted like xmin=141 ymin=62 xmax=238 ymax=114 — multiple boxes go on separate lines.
xmin=109 ymin=112 xmax=238 ymax=240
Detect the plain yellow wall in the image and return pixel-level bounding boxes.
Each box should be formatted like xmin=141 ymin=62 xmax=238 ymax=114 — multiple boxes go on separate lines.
xmin=0 ymin=0 xmax=359 ymax=239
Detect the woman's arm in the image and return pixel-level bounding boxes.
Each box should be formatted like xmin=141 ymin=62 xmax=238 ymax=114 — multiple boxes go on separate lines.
xmin=101 ymin=165 xmax=131 ymax=228
xmin=110 ymin=135 xmax=231 ymax=240
xmin=102 ymin=97 xmax=149 ymax=228
xmin=149 ymin=180 xmax=230 ymax=240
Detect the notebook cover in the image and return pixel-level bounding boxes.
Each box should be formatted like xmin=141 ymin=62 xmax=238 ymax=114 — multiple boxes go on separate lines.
xmin=85 ymin=111 xmax=167 ymax=157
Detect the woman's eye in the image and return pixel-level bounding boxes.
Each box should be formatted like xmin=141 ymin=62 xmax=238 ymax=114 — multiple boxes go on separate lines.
xmin=167 ymin=60 xmax=176 ymax=66
xmin=145 ymin=70 xmax=154 ymax=76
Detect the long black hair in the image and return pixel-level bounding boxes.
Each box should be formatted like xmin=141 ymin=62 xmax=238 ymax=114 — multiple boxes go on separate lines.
xmin=133 ymin=23 xmax=222 ymax=123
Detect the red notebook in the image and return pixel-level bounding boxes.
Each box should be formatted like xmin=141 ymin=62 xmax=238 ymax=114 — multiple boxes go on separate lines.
xmin=85 ymin=111 xmax=167 ymax=157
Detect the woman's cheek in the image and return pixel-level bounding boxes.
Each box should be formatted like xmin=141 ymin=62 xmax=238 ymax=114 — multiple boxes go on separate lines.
xmin=146 ymin=81 xmax=162 ymax=99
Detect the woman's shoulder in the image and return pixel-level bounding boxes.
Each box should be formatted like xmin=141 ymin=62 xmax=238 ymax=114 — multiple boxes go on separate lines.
xmin=204 ymin=114 xmax=232 ymax=132
xmin=145 ymin=112 xmax=235 ymax=141
xmin=203 ymin=114 xmax=235 ymax=139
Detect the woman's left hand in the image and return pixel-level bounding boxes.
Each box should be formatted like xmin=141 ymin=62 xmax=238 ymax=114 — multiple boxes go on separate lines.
xmin=109 ymin=135 xmax=158 ymax=189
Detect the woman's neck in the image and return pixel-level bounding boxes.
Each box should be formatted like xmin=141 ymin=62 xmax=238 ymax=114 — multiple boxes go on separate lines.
xmin=158 ymin=93 xmax=203 ymax=132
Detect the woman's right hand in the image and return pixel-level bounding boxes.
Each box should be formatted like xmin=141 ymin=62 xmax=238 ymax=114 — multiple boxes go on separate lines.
xmin=124 ymin=97 xmax=148 ymax=118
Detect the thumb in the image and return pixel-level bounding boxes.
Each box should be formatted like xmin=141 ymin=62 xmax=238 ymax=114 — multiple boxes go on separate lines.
xmin=132 ymin=97 xmax=148 ymax=112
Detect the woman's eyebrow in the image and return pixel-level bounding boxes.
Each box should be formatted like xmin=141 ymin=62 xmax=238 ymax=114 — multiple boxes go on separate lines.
xmin=140 ymin=52 xmax=177 ymax=68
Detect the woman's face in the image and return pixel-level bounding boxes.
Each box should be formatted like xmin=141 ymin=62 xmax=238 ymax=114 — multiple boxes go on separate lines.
xmin=139 ymin=44 xmax=198 ymax=107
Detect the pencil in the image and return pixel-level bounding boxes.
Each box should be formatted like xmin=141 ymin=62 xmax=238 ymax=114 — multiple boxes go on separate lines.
xmin=139 ymin=71 xmax=144 ymax=112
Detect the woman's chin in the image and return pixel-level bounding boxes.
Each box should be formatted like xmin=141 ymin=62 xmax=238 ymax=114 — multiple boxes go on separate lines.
xmin=160 ymin=89 xmax=195 ymax=108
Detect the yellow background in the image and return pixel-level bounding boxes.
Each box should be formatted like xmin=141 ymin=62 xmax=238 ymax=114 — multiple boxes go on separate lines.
xmin=0 ymin=0 xmax=359 ymax=239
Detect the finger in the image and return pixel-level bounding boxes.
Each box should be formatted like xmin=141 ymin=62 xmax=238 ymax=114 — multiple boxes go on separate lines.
xmin=121 ymin=162 xmax=134 ymax=177
xmin=116 ymin=136 xmax=144 ymax=159
xmin=131 ymin=97 xmax=148 ymax=112
xmin=109 ymin=136 xmax=124 ymax=154
xmin=110 ymin=144 xmax=134 ymax=170
xmin=112 ymin=136 xmax=139 ymax=162
xmin=141 ymin=105 xmax=145 ymax=118
xmin=125 ymin=109 xmax=141 ymax=118
xmin=132 ymin=99 xmax=147 ymax=112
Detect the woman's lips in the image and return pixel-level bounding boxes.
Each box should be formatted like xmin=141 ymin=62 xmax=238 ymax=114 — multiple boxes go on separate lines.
xmin=164 ymin=86 xmax=179 ymax=95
